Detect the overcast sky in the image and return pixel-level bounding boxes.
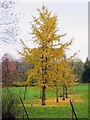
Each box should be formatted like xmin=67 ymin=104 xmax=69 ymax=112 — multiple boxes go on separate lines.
xmin=0 ymin=1 xmax=88 ymax=62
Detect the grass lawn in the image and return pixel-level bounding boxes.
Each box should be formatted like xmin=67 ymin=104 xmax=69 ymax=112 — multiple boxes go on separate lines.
xmin=2 ymin=83 xmax=89 ymax=119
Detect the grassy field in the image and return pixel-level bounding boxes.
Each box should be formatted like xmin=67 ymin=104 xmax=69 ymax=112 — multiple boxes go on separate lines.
xmin=2 ymin=83 xmax=88 ymax=119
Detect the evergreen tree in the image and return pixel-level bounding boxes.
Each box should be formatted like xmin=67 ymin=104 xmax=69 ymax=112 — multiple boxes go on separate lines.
xmin=81 ymin=57 xmax=90 ymax=83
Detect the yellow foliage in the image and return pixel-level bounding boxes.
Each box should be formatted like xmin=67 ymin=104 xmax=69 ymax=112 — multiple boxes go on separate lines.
xmin=19 ymin=5 xmax=77 ymax=89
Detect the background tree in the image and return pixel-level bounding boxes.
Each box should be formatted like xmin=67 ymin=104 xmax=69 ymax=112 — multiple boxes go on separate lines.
xmin=14 ymin=60 xmax=34 ymax=84
xmin=16 ymin=60 xmax=28 ymax=82
xmin=15 ymin=60 xmax=33 ymax=99
xmin=69 ymin=58 xmax=84 ymax=82
xmin=81 ymin=57 xmax=90 ymax=83
xmin=0 ymin=0 xmax=20 ymax=43
xmin=2 ymin=54 xmax=10 ymax=86
xmin=2 ymin=53 xmax=17 ymax=86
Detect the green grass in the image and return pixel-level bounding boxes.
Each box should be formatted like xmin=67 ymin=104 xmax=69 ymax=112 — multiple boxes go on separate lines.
xmin=17 ymin=106 xmax=71 ymax=118
xmin=2 ymin=83 xmax=89 ymax=118
xmin=17 ymin=103 xmax=88 ymax=118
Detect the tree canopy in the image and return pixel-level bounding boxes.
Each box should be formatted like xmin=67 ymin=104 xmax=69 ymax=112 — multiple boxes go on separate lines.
xmin=19 ymin=5 xmax=77 ymax=105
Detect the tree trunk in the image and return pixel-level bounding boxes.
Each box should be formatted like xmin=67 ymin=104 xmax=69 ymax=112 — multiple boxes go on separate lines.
xmin=65 ymin=85 xmax=68 ymax=98
xmin=42 ymin=86 xmax=46 ymax=105
xmin=62 ymin=84 xmax=65 ymax=101
xmin=59 ymin=88 xmax=62 ymax=97
xmin=24 ymin=86 xmax=27 ymax=100
xmin=40 ymin=89 xmax=42 ymax=99
xmin=56 ymin=88 xmax=59 ymax=103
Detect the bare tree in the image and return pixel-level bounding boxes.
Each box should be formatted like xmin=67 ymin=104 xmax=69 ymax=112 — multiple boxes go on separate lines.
xmin=0 ymin=0 xmax=20 ymax=43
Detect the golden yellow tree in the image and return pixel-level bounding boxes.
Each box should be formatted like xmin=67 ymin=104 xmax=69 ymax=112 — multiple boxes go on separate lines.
xmin=60 ymin=56 xmax=77 ymax=101
xmin=51 ymin=48 xmax=77 ymax=103
xmin=19 ymin=6 xmax=77 ymax=105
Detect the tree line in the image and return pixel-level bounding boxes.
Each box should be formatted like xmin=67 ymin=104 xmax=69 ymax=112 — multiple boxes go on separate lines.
xmin=2 ymin=53 xmax=89 ymax=85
